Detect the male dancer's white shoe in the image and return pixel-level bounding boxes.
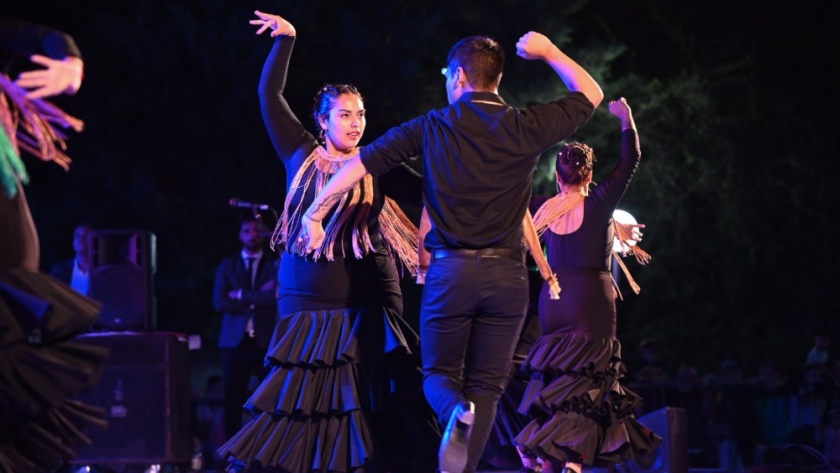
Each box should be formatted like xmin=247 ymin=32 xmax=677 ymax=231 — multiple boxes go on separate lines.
xmin=439 ymin=401 xmax=475 ymax=473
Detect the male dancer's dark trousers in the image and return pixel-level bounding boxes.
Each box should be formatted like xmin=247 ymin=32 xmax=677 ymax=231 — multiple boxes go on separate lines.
xmin=420 ymin=249 xmax=528 ymax=473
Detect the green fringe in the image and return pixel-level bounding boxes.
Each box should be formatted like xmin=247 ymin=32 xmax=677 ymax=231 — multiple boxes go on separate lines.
xmin=0 ymin=125 xmax=28 ymax=198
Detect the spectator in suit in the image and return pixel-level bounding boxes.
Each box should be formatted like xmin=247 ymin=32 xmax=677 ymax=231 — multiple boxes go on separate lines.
xmin=49 ymin=223 xmax=92 ymax=295
xmin=212 ymin=214 xmax=277 ymax=438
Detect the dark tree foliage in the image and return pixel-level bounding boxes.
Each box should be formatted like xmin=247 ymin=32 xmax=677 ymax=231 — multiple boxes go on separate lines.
xmin=5 ymin=0 xmax=836 ymax=377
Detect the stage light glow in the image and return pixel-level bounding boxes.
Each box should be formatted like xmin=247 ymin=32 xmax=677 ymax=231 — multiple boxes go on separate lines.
xmin=612 ymin=209 xmax=638 ymax=254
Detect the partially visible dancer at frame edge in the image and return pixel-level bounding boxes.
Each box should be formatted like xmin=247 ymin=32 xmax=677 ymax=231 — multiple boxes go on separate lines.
xmin=217 ymin=11 xmax=440 ymax=473
xmin=515 ymin=98 xmax=661 ymax=473
xmin=300 ymin=28 xmax=604 ymax=473
xmin=0 ymin=16 xmax=108 ymax=473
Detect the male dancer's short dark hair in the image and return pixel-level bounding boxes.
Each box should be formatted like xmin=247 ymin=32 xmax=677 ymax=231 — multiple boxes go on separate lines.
xmin=445 ymin=36 xmax=504 ymax=91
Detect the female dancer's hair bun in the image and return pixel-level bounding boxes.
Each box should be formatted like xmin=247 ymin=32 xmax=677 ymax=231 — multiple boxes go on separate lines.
xmin=556 ymin=142 xmax=595 ymax=185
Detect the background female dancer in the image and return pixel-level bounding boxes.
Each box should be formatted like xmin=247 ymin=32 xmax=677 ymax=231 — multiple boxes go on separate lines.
xmin=0 ymin=16 xmax=108 ymax=473
xmin=217 ymin=11 xmax=439 ymax=473
xmin=515 ymin=98 xmax=660 ymax=473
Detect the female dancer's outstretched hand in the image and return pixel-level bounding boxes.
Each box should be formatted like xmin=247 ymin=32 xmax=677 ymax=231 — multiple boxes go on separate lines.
xmin=250 ymin=10 xmax=296 ymax=37
xmin=15 ymin=55 xmax=83 ymax=99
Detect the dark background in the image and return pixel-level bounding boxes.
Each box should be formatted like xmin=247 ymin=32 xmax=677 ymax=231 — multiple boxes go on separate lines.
xmin=5 ymin=0 xmax=838 ymax=382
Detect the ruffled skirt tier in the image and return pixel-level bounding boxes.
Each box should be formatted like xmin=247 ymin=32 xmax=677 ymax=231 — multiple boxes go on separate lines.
xmin=0 ymin=269 xmax=108 ymax=473
xmin=515 ymin=332 xmax=661 ymax=467
xmin=219 ymin=306 xmax=439 ymax=473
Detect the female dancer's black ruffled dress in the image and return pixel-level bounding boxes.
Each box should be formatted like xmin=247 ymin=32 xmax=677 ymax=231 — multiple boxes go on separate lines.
xmin=1 ymin=17 xmax=109 ymax=473
xmin=515 ymin=130 xmax=660 ymax=467
xmin=0 ymin=235 xmax=107 ymax=473
xmin=217 ymin=35 xmax=439 ymax=473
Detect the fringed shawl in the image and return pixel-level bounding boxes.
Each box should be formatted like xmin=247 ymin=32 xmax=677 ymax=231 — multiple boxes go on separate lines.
xmin=531 ymin=190 xmax=587 ymax=237
xmin=0 ymin=74 xmax=84 ymax=198
xmin=532 ymin=191 xmax=651 ymax=300
xmin=271 ymin=146 xmax=419 ymax=276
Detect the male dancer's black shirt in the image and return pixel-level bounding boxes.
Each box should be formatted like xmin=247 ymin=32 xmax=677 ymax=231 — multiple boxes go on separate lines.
xmin=360 ymin=90 xmax=594 ymax=251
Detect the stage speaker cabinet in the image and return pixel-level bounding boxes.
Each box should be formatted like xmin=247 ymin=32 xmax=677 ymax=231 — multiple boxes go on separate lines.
xmin=620 ymin=407 xmax=688 ymax=473
xmin=72 ymin=332 xmax=192 ymax=464
xmin=89 ymin=229 xmax=156 ymax=330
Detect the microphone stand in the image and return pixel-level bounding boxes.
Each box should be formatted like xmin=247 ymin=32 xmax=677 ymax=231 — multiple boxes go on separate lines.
xmin=229 ymin=197 xmax=280 ymax=243
xmin=250 ymin=205 xmax=279 ymax=223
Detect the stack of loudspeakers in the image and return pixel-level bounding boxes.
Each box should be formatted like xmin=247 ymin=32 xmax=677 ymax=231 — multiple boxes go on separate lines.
xmin=72 ymin=332 xmax=192 ymax=465
xmin=619 ymin=407 xmax=688 ymax=473
xmin=88 ymin=229 xmax=156 ymax=331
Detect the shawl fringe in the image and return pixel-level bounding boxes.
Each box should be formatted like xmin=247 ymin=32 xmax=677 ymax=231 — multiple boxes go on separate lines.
xmin=0 ymin=121 xmax=25 ymax=198
xmin=610 ymin=219 xmax=651 ymax=300
xmin=531 ymin=191 xmax=586 ymax=236
xmin=523 ymin=209 xmax=560 ymax=299
xmin=271 ymin=146 xmax=419 ymax=275
xmin=0 ymin=74 xmax=83 ymax=171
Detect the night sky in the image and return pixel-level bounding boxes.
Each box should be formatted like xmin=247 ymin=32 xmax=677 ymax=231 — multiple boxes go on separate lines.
xmin=4 ymin=0 xmax=838 ymax=377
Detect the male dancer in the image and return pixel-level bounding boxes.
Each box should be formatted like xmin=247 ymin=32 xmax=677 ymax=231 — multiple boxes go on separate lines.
xmin=301 ymin=31 xmax=602 ymax=473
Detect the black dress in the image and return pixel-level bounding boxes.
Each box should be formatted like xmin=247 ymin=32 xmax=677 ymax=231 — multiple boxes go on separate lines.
xmin=0 ymin=18 xmax=108 ymax=473
xmin=217 ymin=35 xmax=439 ymax=473
xmin=515 ymin=130 xmax=661 ymax=466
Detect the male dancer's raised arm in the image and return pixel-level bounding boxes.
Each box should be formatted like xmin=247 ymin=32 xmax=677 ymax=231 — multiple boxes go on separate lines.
xmin=515 ymin=31 xmax=603 ymax=108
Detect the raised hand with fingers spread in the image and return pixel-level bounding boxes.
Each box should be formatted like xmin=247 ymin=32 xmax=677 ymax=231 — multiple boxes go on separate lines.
xmin=14 ymin=55 xmax=83 ymax=99
xmin=249 ymin=10 xmax=295 ymax=37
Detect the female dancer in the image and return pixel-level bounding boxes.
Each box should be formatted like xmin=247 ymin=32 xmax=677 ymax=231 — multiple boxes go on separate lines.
xmin=0 ymin=17 xmax=108 ymax=473
xmin=218 ymin=11 xmax=439 ymax=473
xmin=515 ymin=98 xmax=660 ymax=473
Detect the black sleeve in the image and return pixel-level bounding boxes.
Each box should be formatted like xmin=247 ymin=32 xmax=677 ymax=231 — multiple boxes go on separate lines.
xmin=240 ymin=287 xmax=276 ymax=308
xmin=212 ymin=259 xmax=249 ymax=314
xmin=590 ymin=129 xmax=641 ymax=211
xmin=359 ymin=115 xmax=426 ymax=177
xmin=519 ymin=92 xmax=595 ymax=152
xmin=258 ymin=35 xmax=315 ymax=164
xmin=240 ymin=259 xmax=277 ymax=309
xmin=0 ymin=17 xmax=81 ymax=63
xmin=377 ymin=162 xmax=423 ymax=208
